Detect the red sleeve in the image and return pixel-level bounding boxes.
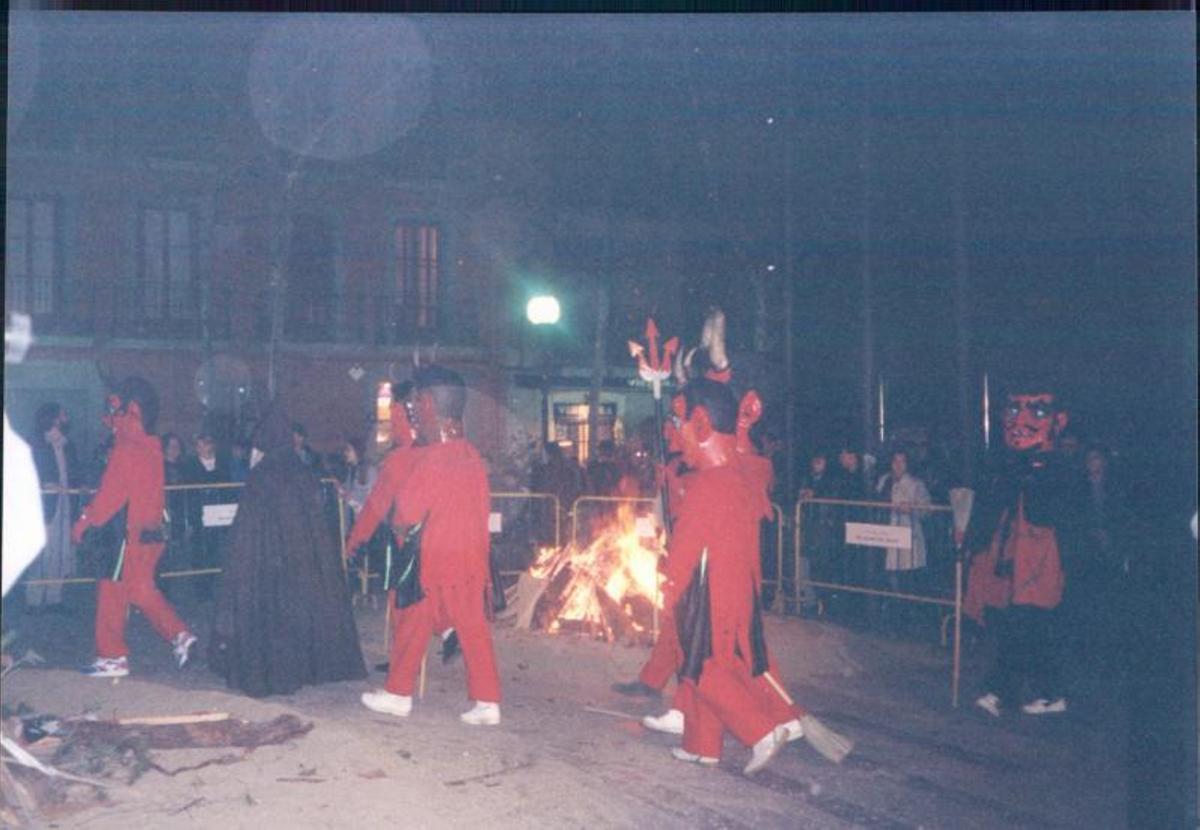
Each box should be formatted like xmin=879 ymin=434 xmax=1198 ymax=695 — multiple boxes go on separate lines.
xmin=665 ymin=474 xmax=717 ymax=589
xmin=76 ymin=444 xmax=132 ymax=531
xmin=347 ymin=450 xmax=415 ymax=551
xmin=394 ymin=457 xmax=430 ymax=527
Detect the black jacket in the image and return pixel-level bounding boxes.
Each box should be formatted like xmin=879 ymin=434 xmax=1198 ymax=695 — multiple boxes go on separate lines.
xmin=962 ymin=453 xmax=1087 ymax=564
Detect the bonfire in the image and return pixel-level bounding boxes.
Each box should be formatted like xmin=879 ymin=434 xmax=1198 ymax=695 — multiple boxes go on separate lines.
xmin=513 ymin=504 xmax=665 ymax=645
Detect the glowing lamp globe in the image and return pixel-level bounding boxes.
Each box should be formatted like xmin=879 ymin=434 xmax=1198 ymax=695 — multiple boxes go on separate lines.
xmin=526 ymin=295 xmax=561 ymax=326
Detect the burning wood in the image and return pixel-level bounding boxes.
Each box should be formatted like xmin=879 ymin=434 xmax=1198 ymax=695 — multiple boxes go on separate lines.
xmin=517 ymin=506 xmax=665 ymax=644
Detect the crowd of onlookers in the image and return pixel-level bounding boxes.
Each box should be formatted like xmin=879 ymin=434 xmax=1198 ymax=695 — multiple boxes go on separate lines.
xmin=18 ymin=399 xmax=1132 ymax=651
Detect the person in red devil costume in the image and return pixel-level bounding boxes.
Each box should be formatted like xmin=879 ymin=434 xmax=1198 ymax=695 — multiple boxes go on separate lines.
xmin=965 ymin=375 xmax=1084 ymax=717
xmin=612 ymin=396 xmax=691 ymax=704
xmin=633 ymin=391 xmax=775 ymax=728
xmin=665 ymin=377 xmax=787 ymax=775
xmin=71 ymin=377 xmax=197 ymax=678
xmin=637 ymin=314 xmax=853 ymax=763
xmin=346 ymin=381 xmax=451 ymax=693
xmin=355 ymin=366 xmax=501 ymax=725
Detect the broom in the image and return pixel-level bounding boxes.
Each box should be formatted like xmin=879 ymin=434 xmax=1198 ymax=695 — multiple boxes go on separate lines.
xmin=762 ymin=671 xmax=854 ymax=764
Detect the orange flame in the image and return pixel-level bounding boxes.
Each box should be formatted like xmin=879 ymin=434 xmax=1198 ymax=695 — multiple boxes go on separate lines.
xmin=531 ymin=503 xmax=665 ymax=640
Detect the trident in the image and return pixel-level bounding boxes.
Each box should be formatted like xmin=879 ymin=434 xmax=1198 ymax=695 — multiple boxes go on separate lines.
xmin=629 ymin=318 xmax=678 ymax=534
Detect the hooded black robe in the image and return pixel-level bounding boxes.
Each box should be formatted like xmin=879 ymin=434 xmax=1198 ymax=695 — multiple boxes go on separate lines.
xmin=209 ymin=403 xmax=365 ymax=697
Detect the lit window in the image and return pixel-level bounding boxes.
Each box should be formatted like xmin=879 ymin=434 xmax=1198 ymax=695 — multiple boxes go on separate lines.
xmin=374 ymin=381 xmax=393 ymax=448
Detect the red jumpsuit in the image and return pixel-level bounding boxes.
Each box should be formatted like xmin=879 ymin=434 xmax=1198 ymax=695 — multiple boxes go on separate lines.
xmin=73 ymin=428 xmax=187 ymax=659
xmin=345 ymin=444 xmax=422 ymax=694
xmin=638 ymin=458 xmax=690 ymax=690
xmin=668 ymin=465 xmax=778 ymax=759
xmin=735 ymin=451 xmax=809 ymax=726
xmin=387 ymin=440 xmax=500 ymax=703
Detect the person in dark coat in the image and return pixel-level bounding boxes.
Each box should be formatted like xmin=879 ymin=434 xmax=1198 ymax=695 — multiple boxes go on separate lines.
xmin=208 ymin=401 xmax=365 ymax=698
xmin=181 ymin=432 xmax=230 ymax=599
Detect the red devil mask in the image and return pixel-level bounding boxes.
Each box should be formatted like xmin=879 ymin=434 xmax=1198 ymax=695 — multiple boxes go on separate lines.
xmin=1002 ymin=393 xmax=1067 ymax=455
xmin=103 ymin=393 xmax=145 ymax=442
xmin=390 ymin=395 xmax=417 ymax=449
xmin=736 ymin=391 xmax=762 ymax=455
xmin=678 ymin=403 xmax=737 ymax=471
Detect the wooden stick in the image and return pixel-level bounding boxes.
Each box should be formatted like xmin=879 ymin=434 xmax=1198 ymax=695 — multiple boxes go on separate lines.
xmin=383 ymin=601 xmax=392 ymax=655
xmin=115 ymin=712 xmax=230 ymax=726
xmin=952 ymin=559 xmax=963 ymax=709
xmin=762 ymin=671 xmax=793 ymax=705
xmin=418 ymin=652 xmax=427 ymax=699
xmin=582 ymin=706 xmax=640 ymax=720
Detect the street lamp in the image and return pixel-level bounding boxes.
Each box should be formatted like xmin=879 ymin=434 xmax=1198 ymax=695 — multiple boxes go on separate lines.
xmin=526 ymin=294 xmax=561 ymax=326
xmin=526 ymin=294 xmax=561 ymax=444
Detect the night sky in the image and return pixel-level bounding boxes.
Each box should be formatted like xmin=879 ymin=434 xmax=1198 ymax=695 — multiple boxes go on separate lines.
xmin=7 ymin=11 xmax=1196 ymax=507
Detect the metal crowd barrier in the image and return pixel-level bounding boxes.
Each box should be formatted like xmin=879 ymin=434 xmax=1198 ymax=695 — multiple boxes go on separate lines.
xmin=350 ymin=492 xmax=561 ymax=599
xmin=18 ymin=479 xmax=349 ymax=588
xmin=568 ymin=495 xmax=659 ymax=549
xmin=793 ymin=495 xmax=964 ymax=706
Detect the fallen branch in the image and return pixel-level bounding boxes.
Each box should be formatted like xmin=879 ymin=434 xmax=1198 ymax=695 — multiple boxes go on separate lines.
xmin=146 ymin=751 xmax=248 ymax=778
xmin=167 ymin=797 xmax=205 ymax=816
xmin=443 ymin=759 xmax=534 ymax=787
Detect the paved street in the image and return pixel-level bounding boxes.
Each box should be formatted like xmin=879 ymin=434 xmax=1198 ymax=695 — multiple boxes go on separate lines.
xmin=7 ymin=581 xmax=1189 ymax=829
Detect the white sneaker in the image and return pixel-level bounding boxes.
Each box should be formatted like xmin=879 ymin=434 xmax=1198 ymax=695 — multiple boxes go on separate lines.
xmin=460 ymin=701 xmax=500 ymax=726
xmin=975 ymin=692 xmax=1001 ymax=718
xmin=743 ymin=726 xmax=787 ymax=776
xmin=642 ymin=708 xmax=685 ymax=735
xmin=1021 ymin=697 xmax=1067 ymax=715
xmin=780 ymin=718 xmax=804 ymax=742
xmin=671 ymin=747 xmax=718 ymax=766
xmin=361 ymin=690 xmax=412 ymax=718
xmin=172 ymin=632 xmax=198 ymax=669
xmin=82 ymin=657 xmax=129 ymax=678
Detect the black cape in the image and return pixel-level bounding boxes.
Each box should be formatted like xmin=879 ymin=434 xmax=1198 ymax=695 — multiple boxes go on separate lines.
xmin=208 ymin=403 xmax=366 ymax=697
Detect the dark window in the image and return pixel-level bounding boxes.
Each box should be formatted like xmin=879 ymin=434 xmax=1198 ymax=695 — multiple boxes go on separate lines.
xmin=286 ymin=213 xmax=335 ymax=341
xmin=394 ymin=223 xmax=439 ymax=331
xmin=140 ymin=208 xmax=194 ymax=320
xmin=5 ymin=197 xmax=60 ymax=316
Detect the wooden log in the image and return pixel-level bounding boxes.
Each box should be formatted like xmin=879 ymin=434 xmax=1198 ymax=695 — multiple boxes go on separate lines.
xmin=63 ymin=714 xmax=312 ymax=751
xmin=116 ymin=712 xmax=230 ymax=727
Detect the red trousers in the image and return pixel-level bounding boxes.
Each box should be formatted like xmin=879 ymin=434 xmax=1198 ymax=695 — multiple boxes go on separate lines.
xmin=678 ymin=656 xmax=777 ymax=759
xmin=386 ymin=581 xmax=501 ymax=703
xmin=95 ymin=541 xmax=188 ymax=658
xmin=751 ymin=656 xmax=806 ymax=724
xmin=638 ymin=609 xmax=680 ymax=690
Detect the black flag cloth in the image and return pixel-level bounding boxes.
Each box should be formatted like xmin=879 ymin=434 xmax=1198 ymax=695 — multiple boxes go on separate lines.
xmin=675 ymin=550 xmax=713 ymax=683
xmin=749 ymin=587 xmax=769 ymax=677
xmin=387 ymin=515 xmax=426 ymax=610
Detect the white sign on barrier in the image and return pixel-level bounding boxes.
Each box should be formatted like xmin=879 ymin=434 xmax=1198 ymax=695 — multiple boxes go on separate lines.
xmin=634 ymin=515 xmax=658 ymax=539
xmin=202 ymin=503 xmax=239 ymax=528
xmin=845 ymin=522 xmax=911 ymax=550
xmin=488 ymin=512 xmax=503 ymax=533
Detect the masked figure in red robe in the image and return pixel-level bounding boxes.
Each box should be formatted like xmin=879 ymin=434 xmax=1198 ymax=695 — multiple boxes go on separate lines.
xmin=72 ymin=377 xmax=197 ymax=678
xmin=346 ymin=381 xmax=444 ymax=689
xmin=965 ymin=376 xmax=1084 ymax=717
xmin=357 ymin=367 xmax=501 ymax=725
xmin=625 ymin=311 xmax=852 ymax=765
xmin=663 ymin=378 xmax=789 ymax=775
